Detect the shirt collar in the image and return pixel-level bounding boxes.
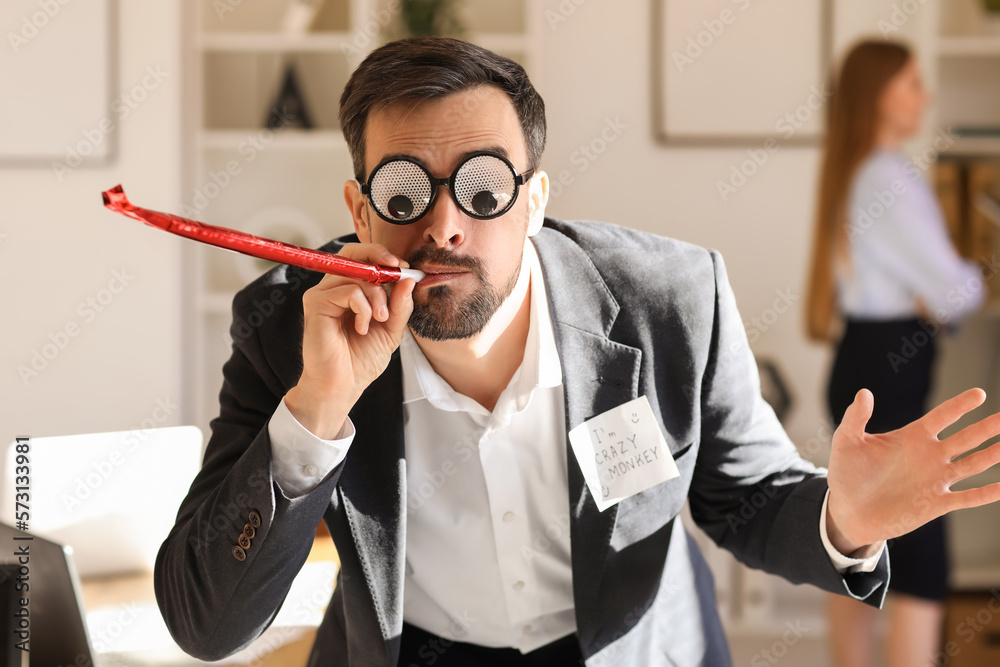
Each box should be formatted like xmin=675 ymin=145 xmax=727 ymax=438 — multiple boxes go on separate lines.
xmin=400 ymin=239 xmax=562 ymax=412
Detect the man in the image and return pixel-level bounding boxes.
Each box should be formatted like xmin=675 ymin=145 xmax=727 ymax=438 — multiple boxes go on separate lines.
xmin=155 ymin=37 xmax=1000 ymax=666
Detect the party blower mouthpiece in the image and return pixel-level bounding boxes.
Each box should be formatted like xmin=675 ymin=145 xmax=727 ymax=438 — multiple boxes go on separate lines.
xmin=101 ymin=185 xmax=425 ymax=285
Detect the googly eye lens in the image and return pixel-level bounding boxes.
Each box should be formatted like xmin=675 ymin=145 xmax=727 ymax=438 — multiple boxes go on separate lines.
xmin=470 ymin=190 xmax=499 ymax=216
xmin=368 ymin=159 xmax=432 ymax=223
xmin=453 ymin=154 xmax=516 ymax=219
xmin=387 ymin=194 xmax=414 ymax=219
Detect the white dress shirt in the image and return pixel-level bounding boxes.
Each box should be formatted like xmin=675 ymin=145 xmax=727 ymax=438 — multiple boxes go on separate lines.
xmin=267 ymin=239 xmax=884 ymax=652
xmin=395 ymin=241 xmax=574 ymax=651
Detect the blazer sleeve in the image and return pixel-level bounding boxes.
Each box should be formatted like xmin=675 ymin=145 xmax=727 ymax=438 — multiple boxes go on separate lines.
xmin=687 ymin=249 xmax=890 ymax=607
xmin=153 ymin=286 xmax=345 ymax=661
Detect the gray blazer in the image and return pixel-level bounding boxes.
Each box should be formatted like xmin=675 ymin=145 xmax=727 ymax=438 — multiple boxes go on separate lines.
xmin=154 ymin=218 xmax=889 ymax=666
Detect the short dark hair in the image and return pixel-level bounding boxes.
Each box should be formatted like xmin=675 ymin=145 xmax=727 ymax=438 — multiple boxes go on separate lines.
xmin=339 ymin=36 xmax=546 ymax=180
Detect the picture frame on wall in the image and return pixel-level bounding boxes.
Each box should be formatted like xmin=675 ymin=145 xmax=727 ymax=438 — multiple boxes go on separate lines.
xmin=0 ymin=0 xmax=115 ymax=165
xmin=653 ymin=0 xmax=831 ymax=146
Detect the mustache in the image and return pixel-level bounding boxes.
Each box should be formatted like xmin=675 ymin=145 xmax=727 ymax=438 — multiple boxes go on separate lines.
xmin=406 ymin=246 xmax=483 ymax=273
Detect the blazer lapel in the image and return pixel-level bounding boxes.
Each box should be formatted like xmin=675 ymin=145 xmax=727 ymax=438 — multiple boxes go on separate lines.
xmin=337 ymin=353 xmax=407 ymax=662
xmin=327 ymin=224 xmax=641 ymax=657
xmin=533 ymin=226 xmax=642 ymax=644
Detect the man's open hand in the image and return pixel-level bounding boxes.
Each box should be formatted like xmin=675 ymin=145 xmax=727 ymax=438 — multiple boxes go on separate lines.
xmin=825 ymin=387 xmax=1000 ymax=555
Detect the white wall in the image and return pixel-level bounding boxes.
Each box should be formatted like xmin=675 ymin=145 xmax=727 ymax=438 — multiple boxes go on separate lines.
xmin=0 ymin=1 xmax=184 ymax=445
xmin=0 ymin=0 xmax=940 ymax=453
xmin=534 ymin=0 xmax=937 ymax=452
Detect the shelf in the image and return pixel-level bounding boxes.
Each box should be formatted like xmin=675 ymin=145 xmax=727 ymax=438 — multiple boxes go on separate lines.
xmin=939 ymin=36 xmax=1000 ymax=57
xmin=943 ymin=135 xmax=1000 ymax=157
xmin=199 ymin=129 xmax=348 ymax=152
xmin=203 ymin=51 xmax=347 ymax=131
xmin=199 ymin=31 xmax=355 ymax=52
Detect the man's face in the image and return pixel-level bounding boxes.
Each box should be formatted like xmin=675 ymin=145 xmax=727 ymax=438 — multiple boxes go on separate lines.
xmin=348 ymin=85 xmax=535 ymax=341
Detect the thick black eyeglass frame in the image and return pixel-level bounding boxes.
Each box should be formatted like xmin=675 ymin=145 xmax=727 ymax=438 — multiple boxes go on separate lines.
xmin=357 ymin=150 xmax=535 ymax=225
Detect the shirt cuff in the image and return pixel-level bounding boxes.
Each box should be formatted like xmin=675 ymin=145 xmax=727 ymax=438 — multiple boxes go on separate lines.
xmin=268 ymin=396 xmax=355 ymax=498
xmin=820 ymin=488 xmax=885 ymax=574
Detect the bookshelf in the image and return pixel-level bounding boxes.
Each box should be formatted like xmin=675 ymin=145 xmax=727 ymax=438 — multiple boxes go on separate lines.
xmin=716 ymin=0 xmax=1000 ymax=643
xmin=181 ymin=0 xmax=541 ymax=434
xmin=937 ymin=1 xmax=1000 ymax=158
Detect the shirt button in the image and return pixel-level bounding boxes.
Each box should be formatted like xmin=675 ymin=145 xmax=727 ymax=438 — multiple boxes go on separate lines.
xmin=513 ymin=580 xmax=525 ymax=591
xmin=303 ymin=464 xmax=318 ymax=477
xmin=522 ymin=624 xmax=533 ymax=634
xmin=502 ymin=511 xmax=515 ymax=523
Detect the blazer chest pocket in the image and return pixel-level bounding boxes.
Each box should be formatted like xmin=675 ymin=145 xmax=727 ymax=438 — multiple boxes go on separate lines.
xmin=609 ymin=439 xmax=696 ymax=549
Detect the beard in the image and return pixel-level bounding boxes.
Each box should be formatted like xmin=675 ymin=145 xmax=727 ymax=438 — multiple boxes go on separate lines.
xmin=405 ymin=245 xmax=521 ymax=341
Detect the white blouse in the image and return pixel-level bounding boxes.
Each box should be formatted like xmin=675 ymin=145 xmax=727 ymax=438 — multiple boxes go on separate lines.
xmin=837 ymin=148 xmax=985 ymax=322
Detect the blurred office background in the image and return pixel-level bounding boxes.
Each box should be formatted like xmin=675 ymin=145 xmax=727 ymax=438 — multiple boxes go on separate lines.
xmin=2 ymin=0 xmax=1000 ymax=664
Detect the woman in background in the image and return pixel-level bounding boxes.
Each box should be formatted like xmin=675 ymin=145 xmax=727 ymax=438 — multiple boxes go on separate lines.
xmin=806 ymin=40 xmax=985 ymax=667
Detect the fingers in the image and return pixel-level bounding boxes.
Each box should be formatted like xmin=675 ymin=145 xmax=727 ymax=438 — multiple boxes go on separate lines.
xmin=921 ymin=387 xmax=987 ymax=438
xmin=946 ymin=409 xmax=1000 ymax=459
xmin=314 ymin=276 xmax=389 ymax=326
xmin=385 ymin=278 xmax=415 ymax=337
xmin=306 ymin=283 xmax=376 ymax=335
xmin=945 ymin=479 xmax=1000 ymax=514
xmin=309 ymin=243 xmax=409 ymax=327
xmin=838 ymin=388 xmax=874 ymax=438
xmin=338 ymin=242 xmax=409 ymax=269
xmin=950 ymin=440 xmax=1000 ymax=484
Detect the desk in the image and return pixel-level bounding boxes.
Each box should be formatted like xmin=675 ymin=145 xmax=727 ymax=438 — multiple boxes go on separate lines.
xmin=80 ymin=535 xmax=338 ymax=667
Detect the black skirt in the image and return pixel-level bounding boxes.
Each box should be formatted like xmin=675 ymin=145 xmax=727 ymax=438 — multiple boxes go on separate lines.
xmin=827 ymin=317 xmax=949 ymax=602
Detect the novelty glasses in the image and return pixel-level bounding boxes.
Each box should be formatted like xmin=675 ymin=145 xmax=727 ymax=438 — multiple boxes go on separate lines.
xmin=359 ymin=151 xmax=535 ymax=224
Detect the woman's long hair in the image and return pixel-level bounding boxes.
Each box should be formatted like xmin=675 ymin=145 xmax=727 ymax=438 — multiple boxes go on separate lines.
xmin=805 ymin=39 xmax=912 ymax=341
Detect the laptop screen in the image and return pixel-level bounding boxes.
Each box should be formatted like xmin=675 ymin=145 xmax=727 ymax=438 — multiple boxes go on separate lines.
xmin=0 ymin=522 xmax=94 ymax=667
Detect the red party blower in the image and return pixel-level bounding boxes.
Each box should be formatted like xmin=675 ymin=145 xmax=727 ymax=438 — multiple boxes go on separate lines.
xmin=101 ymin=185 xmax=425 ymax=285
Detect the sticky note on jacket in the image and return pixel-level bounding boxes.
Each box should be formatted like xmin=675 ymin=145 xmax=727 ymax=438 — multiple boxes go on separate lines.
xmin=569 ymin=395 xmax=680 ymax=512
